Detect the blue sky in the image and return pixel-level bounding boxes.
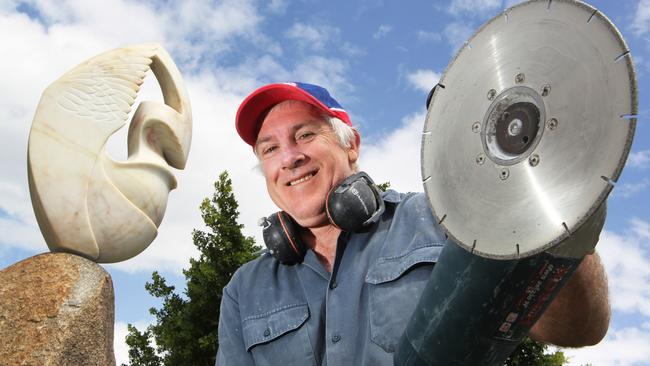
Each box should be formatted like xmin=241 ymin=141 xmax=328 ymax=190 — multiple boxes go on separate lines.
xmin=1 ymin=0 xmax=649 ymax=364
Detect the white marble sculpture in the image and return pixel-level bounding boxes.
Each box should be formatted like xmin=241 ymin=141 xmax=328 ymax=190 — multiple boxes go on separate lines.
xmin=27 ymin=43 xmax=192 ymax=263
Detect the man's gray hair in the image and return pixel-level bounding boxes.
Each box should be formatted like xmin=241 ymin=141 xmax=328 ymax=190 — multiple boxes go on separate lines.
xmin=327 ymin=116 xmax=357 ymax=150
xmin=328 ymin=116 xmax=359 ymax=172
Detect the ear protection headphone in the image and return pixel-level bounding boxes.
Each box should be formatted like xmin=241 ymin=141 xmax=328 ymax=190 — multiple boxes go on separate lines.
xmin=258 ymin=171 xmax=385 ymax=265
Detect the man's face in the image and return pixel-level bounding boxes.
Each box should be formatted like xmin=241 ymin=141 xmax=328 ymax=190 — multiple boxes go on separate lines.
xmin=255 ymin=101 xmax=359 ymax=228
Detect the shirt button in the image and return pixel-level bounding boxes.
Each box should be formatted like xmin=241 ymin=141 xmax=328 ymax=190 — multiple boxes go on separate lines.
xmin=331 ymin=334 xmax=341 ymax=343
xmin=264 ymin=328 xmax=271 ymax=337
xmin=330 ymin=281 xmax=338 ymax=289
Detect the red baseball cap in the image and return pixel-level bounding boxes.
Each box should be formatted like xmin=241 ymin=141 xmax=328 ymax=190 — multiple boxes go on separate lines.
xmin=236 ymin=82 xmax=352 ymax=146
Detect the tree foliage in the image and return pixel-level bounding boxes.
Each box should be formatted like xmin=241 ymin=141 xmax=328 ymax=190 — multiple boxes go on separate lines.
xmin=504 ymin=337 xmax=567 ymax=366
xmin=124 ymin=171 xmax=258 ymax=366
xmin=376 ymin=181 xmax=391 ymax=191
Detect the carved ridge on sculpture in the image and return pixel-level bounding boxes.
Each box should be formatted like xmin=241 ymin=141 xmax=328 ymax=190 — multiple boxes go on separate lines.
xmin=28 ymin=43 xmax=192 ymax=263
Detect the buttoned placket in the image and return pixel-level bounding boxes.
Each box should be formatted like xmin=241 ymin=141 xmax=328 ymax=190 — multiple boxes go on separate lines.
xmin=323 ymin=232 xmax=350 ymax=365
xmin=288 ymin=194 xmax=403 ymax=365
xmin=295 ymin=236 xmax=350 ymax=366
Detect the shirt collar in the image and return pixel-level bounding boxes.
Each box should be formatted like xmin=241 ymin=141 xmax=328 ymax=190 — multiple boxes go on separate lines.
xmin=381 ymin=189 xmax=404 ymax=204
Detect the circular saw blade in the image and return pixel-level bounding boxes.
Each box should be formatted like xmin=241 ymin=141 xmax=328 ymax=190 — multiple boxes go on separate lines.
xmin=422 ymin=0 xmax=637 ymax=259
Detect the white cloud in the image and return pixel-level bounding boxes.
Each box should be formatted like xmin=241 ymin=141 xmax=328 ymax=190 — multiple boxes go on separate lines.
xmin=632 ymin=0 xmax=650 ymax=36
xmin=16 ymin=0 xmax=264 ymax=70
xmin=448 ymin=0 xmax=501 ymax=15
xmin=360 ymin=112 xmax=425 ymax=193
xmin=285 ymin=22 xmax=340 ymax=51
xmin=561 ymin=219 xmax=650 ymax=365
xmin=443 ymin=21 xmax=474 ymax=52
xmin=50 ymin=0 xmax=164 ymax=43
xmin=628 ymin=150 xmax=650 ymax=169
xmin=416 ymin=30 xmax=441 ymax=42
xmin=267 ymin=0 xmax=287 ymax=14
xmin=0 ymin=216 xmax=45 ymax=253
xmin=341 ymin=42 xmax=366 ymax=58
xmin=293 ymin=56 xmax=352 ymax=98
xmin=564 ymin=324 xmax=650 ymax=366
xmin=173 ymin=1 xmax=260 ymax=39
xmin=406 ymin=69 xmax=441 ymax=93
xmin=0 ymin=170 xmax=42 ymax=256
xmin=205 ymin=55 xmax=291 ymax=97
xmin=114 ymin=321 xmax=131 ymax=365
xmin=632 ymin=217 xmax=650 ymax=240
xmin=0 ymin=1 xmax=18 ymax=12
xmin=613 ymin=178 xmax=650 ymax=199
xmin=161 ymin=0 xmax=265 ymax=69
xmin=598 ymin=221 xmax=650 ymax=317
xmin=373 ymin=24 xmax=392 ymax=39
xmin=13 ymin=0 xmax=75 ymax=23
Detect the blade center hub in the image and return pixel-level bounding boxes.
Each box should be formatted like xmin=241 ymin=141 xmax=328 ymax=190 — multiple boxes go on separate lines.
xmin=482 ymin=86 xmax=546 ymax=166
xmin=507 ymin=118 xmax=523 ymax=136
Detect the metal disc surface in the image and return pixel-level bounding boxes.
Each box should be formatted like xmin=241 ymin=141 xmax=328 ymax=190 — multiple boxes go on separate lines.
xmin=422 ymin=0 xmax=637 ymax=259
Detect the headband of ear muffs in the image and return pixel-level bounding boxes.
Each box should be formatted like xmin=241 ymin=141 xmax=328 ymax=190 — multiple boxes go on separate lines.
xmin=259 ymin=171 xmax=385 ymax=265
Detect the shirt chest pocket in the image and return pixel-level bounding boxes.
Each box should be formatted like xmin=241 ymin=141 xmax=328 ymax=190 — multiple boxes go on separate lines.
xmin=365 ymin=244 xmax=443 ymax=353
xmin=242 ymin=303 xmax=315 ymax=366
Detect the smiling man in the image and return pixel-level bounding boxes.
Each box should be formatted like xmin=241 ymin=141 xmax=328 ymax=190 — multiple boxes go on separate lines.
xmin=256 ymin=98 xmax=358 ymax=248
xmin=215 ymin=82 xmax=611 ymax=365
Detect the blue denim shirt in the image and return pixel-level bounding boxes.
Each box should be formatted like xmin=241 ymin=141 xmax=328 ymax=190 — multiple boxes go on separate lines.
xmin=216 ymin=191 xmax=447 ymax=365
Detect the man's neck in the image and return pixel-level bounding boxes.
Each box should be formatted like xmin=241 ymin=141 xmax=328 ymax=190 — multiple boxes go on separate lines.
xmin=302 ymin=225 xmax=341 ymax=273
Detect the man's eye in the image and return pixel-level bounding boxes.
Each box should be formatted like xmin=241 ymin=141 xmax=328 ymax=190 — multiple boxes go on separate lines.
xmin=298 ymin=131 xmax=315 ymax=140
xmin=263 ymin=146 xmax=277 ymax=155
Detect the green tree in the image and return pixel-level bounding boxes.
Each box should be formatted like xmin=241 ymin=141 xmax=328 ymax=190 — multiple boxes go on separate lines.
xmin=123 ymin=325 xmax=160 ymax=366
xmin=124 ymin=171 xmax=258 ymax=366
xmin=376 ymin=181 xmax=391 ymax=191
xmin=504 ymin=337 xmax=567 ymax=366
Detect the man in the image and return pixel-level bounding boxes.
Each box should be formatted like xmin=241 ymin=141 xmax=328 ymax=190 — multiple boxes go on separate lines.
xmin=216 ymin=82 xmax=610 ymax=365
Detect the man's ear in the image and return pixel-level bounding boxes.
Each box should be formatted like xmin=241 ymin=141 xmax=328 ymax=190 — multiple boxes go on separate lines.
xmin=348 ymin=130 xmax=361 ymax=165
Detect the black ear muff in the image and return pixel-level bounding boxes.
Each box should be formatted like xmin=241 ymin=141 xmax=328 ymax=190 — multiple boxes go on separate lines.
xmin=259 ymin=172 xmax=384 ymax=264
xmin=326 ymin=171 xmax=386 ymax=232
xmin=259 ymin=211 xmax=306 ymax=265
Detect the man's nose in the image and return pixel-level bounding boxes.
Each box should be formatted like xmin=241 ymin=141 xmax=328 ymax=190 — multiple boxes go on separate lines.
xmin=281 ymin=144 xmax=306 ymax=169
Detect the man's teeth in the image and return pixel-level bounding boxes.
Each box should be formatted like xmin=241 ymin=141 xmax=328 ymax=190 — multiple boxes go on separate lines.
xmin=290 ymin=173 xmax=314 ymax=186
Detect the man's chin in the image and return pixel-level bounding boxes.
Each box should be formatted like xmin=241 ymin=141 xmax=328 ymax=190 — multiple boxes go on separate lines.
xmin=291 ymin=212 xmax=330 ymax=229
